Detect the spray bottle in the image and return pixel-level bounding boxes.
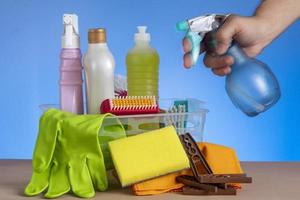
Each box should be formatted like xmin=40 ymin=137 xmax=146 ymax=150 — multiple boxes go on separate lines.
xmin=177 ymin=14 xmax=281 ymax=116
xmin=60 ymin=14 xmax=83 ymax=114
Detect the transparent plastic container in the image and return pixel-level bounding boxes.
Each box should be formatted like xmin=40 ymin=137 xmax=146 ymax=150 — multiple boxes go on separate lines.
xmin=40 ymin=98 xmax=208 ymax=141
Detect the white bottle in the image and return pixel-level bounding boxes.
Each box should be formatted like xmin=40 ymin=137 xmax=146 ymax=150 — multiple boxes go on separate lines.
xmin=84 ymin=28 xmax=115 ymax=114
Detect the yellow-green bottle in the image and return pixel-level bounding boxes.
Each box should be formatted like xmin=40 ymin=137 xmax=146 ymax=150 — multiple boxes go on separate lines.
xmin=126 ymin=26 xmax=159 ymax=97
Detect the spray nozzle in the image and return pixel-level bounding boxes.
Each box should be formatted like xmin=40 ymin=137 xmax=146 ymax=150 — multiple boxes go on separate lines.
xmin=62 ymin=14 xmax=80 ymax=48
xmin=176 ymin=14 xmax=229 ymax=65
xmin=176 ymin=14 xmax=228 ymax=34
xmin=63 ymin=14 xmax=79 ymax=34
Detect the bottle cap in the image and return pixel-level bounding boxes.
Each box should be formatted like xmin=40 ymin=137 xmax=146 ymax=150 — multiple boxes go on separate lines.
xmin=134 ymin=26 xmax=150 ymax=42
xmin=62 ymin=14 xmax=80 ymax=48
xmin=88 ymin=28 xmax=106 ymax=43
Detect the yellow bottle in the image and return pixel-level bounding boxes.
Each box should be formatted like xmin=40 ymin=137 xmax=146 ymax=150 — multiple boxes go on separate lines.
xmin=126 ymin=26 xmax=159 ymax=97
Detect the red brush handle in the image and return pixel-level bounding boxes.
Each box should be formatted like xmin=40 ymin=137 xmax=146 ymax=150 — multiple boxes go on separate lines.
xmin=100 ymin=98 xmax=159 ymax=115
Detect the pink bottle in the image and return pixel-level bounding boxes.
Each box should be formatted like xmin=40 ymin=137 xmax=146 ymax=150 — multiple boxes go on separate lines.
xmin=60 ymin=14 xmax=83 ymax=114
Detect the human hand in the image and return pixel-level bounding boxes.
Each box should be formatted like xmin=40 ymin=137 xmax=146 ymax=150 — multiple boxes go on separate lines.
xmin=183 ymin=15 xmax=276 ymax=76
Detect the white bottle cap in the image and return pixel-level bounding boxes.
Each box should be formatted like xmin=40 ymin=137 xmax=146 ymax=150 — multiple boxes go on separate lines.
xmin=134 ymin=26 xmax=150 ymax=42
xmin=62 ymin=14 xmax=80 ymax=48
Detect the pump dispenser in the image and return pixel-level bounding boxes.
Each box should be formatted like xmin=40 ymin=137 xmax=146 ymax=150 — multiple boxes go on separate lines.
xmin=59 ymin=13 xmax=84 ymax=114
xmin=126 ymin=26 xmax=160 ymax=97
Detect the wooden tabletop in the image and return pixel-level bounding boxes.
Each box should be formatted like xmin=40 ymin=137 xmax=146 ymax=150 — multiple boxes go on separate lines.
xmin=1 ymin=160 xmax=300 ymax=199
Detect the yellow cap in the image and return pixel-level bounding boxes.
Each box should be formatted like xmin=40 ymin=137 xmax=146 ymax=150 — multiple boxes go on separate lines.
xmin=88 ymin=28 xmax=106 ymax=43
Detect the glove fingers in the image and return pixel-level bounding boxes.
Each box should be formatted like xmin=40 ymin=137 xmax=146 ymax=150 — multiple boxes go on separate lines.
xmin=24 ymin=168 xmax=50 ymax=196
xmin=87 ymin=156 xmax=108 ymax=191
xmin=45 ymin=162 xmax=70 ymax=198
xmin=69 ymin=160 xmax=95 ymax=198
xmin=33 ymin=109 xmax=70 ymax=172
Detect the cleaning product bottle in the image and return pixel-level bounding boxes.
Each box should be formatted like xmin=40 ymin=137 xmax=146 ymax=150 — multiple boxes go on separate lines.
xmin=84 ymin=28 xmax=115 ymax=114
xmin=176 ymin=14 xmax=281 ymax=116
xmin=126 ymin=26 xmax=159 ymax=97
xmin=60 ymin=14 xmax=83 ymax=114
xmin=225 ymin=43 xmax=281 ymax=116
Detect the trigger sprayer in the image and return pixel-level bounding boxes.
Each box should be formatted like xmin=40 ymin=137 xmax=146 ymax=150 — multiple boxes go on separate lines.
xmin=176 ymin=14 xmax=281 ymax=116
xmin=62 ymin=14 xmax=80 ymax=48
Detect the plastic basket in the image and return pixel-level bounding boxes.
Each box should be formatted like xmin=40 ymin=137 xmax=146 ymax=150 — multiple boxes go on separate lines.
xmin=40 ymin=98 xmax=208 ymax=142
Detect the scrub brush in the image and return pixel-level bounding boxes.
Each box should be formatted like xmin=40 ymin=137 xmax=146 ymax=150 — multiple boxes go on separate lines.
xmin=100 ymin=96 xmax=159 ymax=115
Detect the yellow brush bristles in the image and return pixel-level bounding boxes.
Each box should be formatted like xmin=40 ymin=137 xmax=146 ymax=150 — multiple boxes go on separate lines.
xmin=111 ymin=96 xmax=157 ymax=109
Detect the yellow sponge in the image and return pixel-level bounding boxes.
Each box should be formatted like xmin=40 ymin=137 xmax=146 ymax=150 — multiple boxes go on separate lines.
xmin=108 ymin=126 xmax=190 ymax=187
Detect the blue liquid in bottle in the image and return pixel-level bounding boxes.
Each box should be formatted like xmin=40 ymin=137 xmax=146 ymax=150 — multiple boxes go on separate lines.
xmin=225 ymin=43 xmax=281 ymax=116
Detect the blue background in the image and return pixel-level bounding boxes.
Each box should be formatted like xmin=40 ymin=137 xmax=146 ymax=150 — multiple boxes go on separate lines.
xmin=0 ymin=0 xmax=299 ymax=161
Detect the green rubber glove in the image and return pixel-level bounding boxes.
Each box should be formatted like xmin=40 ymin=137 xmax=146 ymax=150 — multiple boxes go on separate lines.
xmin=98 ymin=117 xmax=127 ymax=170
xmin=25 ymin=109 xmax=73 ymax=196
xmin=25 ymin=109 xmax=126 ymax=198
xmin=46 ymin=114 xmax=110 ymax=198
